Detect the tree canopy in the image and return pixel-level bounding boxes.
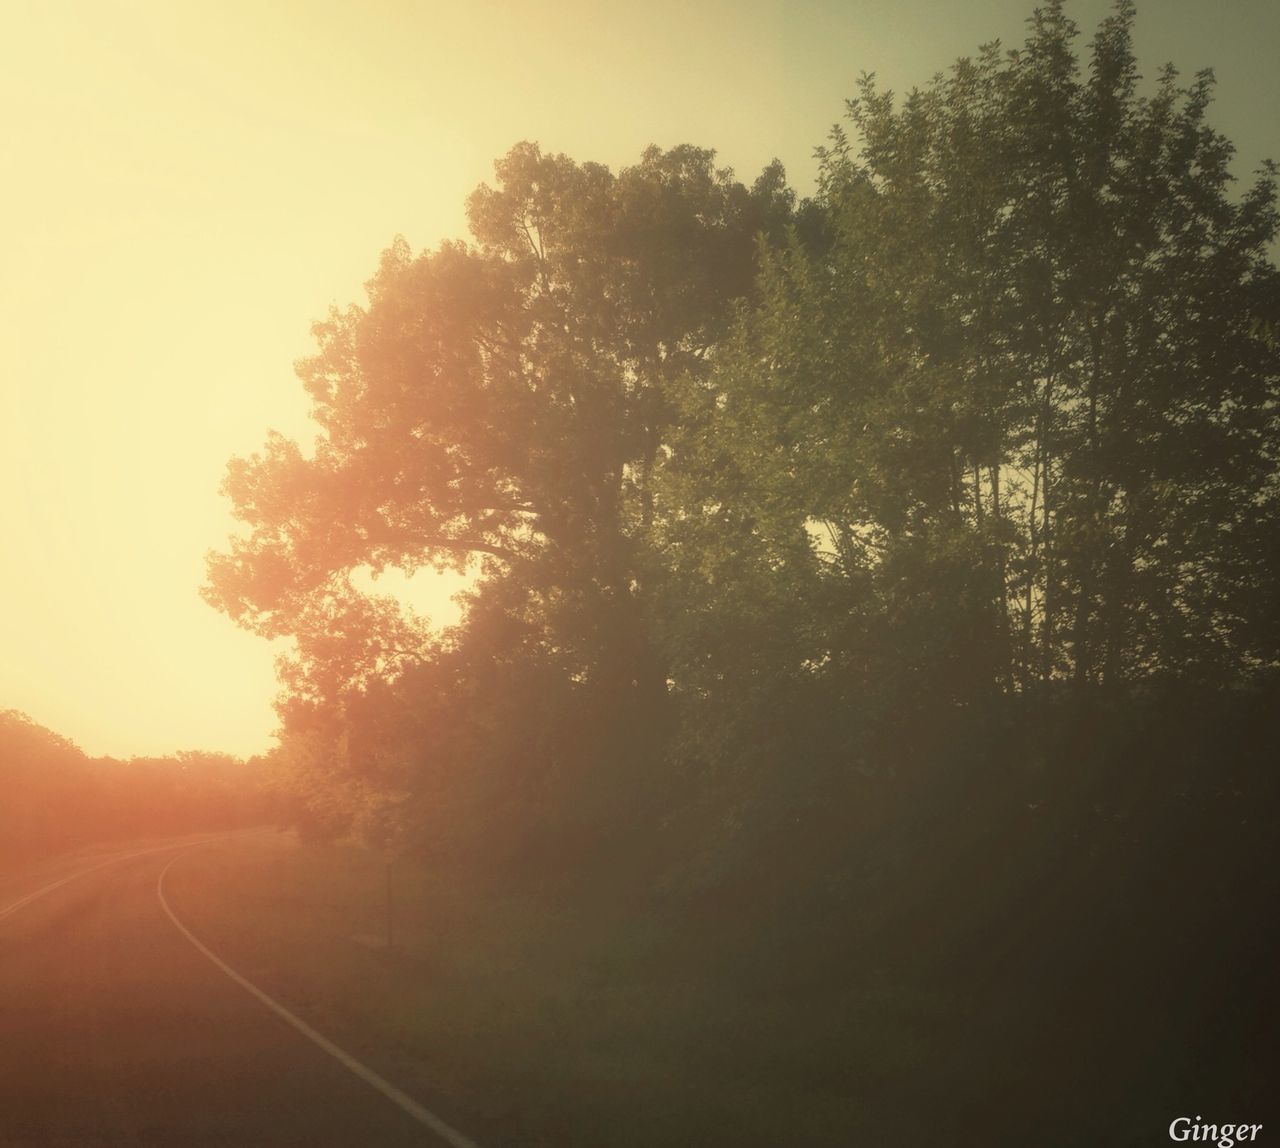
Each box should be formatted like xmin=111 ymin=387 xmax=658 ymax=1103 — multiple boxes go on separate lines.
xmin=205 ymin=144 xmax=796 ymax=718
xmin=204 ymin=0 xmax=1278 ymax=860
xmin=0 ymin=710 xmax=269 ymax=858
xmin=665 ymin=0 xmax=1280 ymax=734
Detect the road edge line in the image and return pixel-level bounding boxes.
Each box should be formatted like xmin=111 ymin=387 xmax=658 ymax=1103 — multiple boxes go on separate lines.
xmin=156 ymin=850 xmax=482 ymax=1148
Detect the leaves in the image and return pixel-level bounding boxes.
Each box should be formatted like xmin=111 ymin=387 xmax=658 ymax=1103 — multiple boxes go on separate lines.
xmin=201 ymin=5 xmax=1279 ymax=855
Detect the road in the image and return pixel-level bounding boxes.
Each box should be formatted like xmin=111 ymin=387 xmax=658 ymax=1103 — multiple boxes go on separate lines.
xmin=0 ymin=837 xmax=475 ymax=1147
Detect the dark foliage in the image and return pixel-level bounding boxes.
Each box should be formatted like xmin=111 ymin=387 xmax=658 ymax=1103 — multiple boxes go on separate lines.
xmin=198 ymin=3 xmax=1279 ymax=1139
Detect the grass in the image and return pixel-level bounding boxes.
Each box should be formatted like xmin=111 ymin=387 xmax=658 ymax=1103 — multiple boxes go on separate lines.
xmin=161 ymin=812 xmax=1278 ymax=1146
xmin=164 ymin=831 xmax=962 ymax=1147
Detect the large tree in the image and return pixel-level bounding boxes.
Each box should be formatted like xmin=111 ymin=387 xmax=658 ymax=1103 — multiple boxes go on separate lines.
xmin=663 ymin=0 xmax=1280 ymax=739
xmin=204 ymin=142 xmax=795 ymax=778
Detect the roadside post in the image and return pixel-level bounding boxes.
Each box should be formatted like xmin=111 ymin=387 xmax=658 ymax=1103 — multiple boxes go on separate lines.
xmin=384 ymin=848 xmax=394 ymax=952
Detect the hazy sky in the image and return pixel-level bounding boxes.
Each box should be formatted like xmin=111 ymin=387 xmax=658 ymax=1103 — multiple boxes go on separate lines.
xmin=3 ymin=0 xmax=1277 ymax=758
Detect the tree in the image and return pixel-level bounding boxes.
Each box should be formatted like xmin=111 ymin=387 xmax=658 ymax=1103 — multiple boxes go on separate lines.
xmin=664 ymin=0 xmax=1280 ymax=749
xmin=0 ymin=711 xmax=266 ymax=854
xmin=204 ymin=142 xmax=796 ymax=830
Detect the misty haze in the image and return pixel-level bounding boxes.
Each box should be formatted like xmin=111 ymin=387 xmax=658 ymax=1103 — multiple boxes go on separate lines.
xmin=2 ymin=2 xmax=1278 ymax=1145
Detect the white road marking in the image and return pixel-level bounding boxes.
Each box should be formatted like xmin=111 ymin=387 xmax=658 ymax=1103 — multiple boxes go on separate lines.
xmin=156 ymin=850 xmax=482 ymax=1148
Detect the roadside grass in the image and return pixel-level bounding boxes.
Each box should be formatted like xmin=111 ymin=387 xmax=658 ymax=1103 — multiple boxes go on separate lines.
xmin=166 ymin=831 xmax=962 ymax=1147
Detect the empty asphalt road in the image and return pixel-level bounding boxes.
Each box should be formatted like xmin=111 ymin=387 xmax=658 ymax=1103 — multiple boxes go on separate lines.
xmin=0 ymin=837 xmax=473 ymax=1147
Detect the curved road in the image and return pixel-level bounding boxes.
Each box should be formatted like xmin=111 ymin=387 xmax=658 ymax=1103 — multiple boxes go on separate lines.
xmin=0 ymin=838 xmax=473 ymax=1147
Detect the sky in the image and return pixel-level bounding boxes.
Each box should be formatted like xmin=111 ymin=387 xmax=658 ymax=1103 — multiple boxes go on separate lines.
xmin=2 ymin=0 xmax=1277 ymax=758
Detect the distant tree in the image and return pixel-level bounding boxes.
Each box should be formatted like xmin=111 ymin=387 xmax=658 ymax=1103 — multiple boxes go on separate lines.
xmin=0 ymin=710 xmax=91 ymax=854
xmin=0 ymin=711 xmax=263 ymax=855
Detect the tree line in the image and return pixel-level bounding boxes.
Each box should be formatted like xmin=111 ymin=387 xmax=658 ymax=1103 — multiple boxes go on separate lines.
xmin=203 ymin=1 xmax=1279 ymax=894
xmin=0 ymin=709 xmax=270 ymax=860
